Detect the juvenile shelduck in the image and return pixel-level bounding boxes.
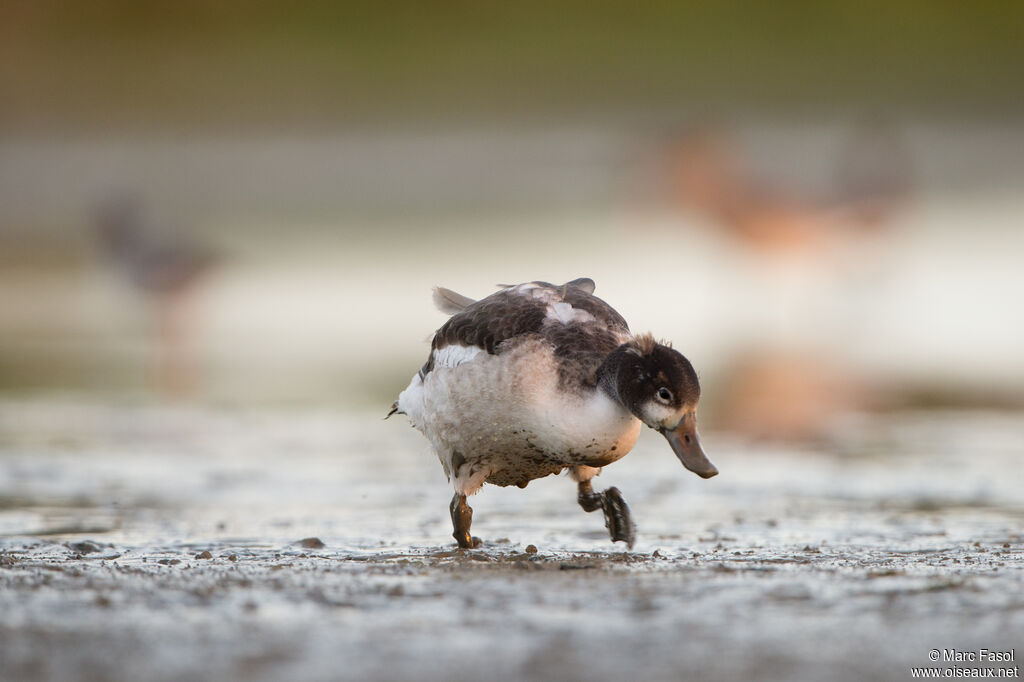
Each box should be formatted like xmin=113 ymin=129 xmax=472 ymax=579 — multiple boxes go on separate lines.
xmin=390 ymin=278 xmax=717 ymax=549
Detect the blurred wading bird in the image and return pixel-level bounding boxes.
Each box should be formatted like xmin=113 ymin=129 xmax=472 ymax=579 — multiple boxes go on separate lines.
xmin=95 ymin=194 xmax=219 ymax=396
xmin=657 ymin=121 xmax=914 ymax=439
xmin=664 ymin=121 xmax=913 ymax=254
xmin=389 ymin=278 xmax=717 ymax=549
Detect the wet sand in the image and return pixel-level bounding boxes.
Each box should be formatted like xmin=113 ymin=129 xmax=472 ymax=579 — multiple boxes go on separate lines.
xmin=1 ymin=400 xmax=1022 ymax=681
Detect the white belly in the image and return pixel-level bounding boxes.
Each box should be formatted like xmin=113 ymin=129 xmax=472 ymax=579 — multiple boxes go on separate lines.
xmin=397 ymin=339 xmax=641 ymax=494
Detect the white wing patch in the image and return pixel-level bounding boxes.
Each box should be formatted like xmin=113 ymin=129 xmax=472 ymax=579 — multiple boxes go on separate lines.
xmin=432 ymin=344 xmax=483 ymax=369
xmin=546 ymin=301 xmax=595 ymax=325
xmin=514 ymin=283 xmax=596 ymax=326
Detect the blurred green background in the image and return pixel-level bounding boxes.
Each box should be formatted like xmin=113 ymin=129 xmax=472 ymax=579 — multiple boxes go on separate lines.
xmin=4 ymin=0 xmax=1023 ymax=129
xmin=2 ymin=1 xmax=1022 ymax=439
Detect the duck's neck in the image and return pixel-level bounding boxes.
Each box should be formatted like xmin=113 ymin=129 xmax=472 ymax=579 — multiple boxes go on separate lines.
xmin=596 ymin=344 xmax=634 ymax=409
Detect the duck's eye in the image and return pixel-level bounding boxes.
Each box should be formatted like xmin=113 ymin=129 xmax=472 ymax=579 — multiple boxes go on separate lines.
xmin=657 ymin=387 xmax=672 ymax=402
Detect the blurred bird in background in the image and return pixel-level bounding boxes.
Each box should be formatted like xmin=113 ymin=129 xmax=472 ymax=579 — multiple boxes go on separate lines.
xmin=663 ymin=119 xmax=913 ymax=255
xmin=659 ymin=120 xmax=915 ymax=441
xmin=94 ymin=193 xmax=219 ymax=397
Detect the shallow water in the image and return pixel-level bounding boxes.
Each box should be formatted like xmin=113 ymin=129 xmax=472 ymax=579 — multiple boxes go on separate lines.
xmin=1 ymin=399 xmax=1022 ymax=681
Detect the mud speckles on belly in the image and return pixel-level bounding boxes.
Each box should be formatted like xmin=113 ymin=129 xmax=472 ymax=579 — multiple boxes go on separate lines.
xmin=580 ymin=452 xmax=619 ymax=467
xmin=485 ymin=453 xmax=565 ymax=487
xmin=479 ymin=430 xmax=622 ymax=483
xmin=475 ymin=428 xmax=622 ymax=487
xmin=482 ymin=446 xmax=620 ymax=487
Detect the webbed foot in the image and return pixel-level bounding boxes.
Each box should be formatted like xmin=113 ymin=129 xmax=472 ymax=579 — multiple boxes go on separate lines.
xmin=577 ymin=481 xmax=636 ymax=549
xmin=450 ymin=493 xmax=483 ymax=548
xmin=600 ymin=486 xmax=636 ymax=549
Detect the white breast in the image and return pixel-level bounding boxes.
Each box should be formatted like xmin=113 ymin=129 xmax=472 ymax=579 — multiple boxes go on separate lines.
xmin=398 ymin=338 xmax=641 ymax=495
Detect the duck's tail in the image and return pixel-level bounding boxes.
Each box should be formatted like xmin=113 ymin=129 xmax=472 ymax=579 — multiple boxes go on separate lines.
xmin=432 ymin=286 xmax=476 ymax=315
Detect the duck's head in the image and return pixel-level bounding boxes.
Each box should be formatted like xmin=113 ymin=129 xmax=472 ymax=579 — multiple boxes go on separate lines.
xmin=599 ymin=335 xmax=718 ymax=479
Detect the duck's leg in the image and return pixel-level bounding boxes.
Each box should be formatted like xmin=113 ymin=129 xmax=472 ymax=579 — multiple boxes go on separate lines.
xmin=574 ymin=471 xmax=636 ymax=549
xmin=449 ymin=493 xmax=482 ymax=549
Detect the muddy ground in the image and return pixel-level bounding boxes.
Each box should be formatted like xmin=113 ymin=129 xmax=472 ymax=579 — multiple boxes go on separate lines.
xmin=1 ymin=399 xmax=1022 ymax=681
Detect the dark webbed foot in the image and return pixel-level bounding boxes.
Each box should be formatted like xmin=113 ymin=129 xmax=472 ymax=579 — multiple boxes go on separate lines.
xmin=577 ymin=481 xmax=637 ymax=549
xmin=449 ymin=493 xmax=482 ymax=549
xmin=601 ymin=487 xmax=636 ymax=548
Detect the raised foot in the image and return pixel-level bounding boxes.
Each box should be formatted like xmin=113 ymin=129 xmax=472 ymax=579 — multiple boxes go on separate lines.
xmin=601 ymin=486 xmax=636 ymax=549
xmin=578 ymin=481 xmax=636 ymax=549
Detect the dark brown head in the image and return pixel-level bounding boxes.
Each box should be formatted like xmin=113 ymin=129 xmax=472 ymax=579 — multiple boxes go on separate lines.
xmin=598 ymin=334 xmax=718 ymax=479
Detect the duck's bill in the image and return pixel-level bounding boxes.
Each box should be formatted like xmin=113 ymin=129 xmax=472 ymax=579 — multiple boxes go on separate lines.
xmin=660 ymin=423 xmax=718 ymax=479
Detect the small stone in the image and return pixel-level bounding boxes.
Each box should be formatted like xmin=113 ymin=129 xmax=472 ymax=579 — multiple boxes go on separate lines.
xmin=525 ymin=544 xmax=538 ymax=554
xmin=66 ymin=541 xmax=103 ymax=555
xmin=228 ymin=554 xmax=238 ymax=562
xmin=298 ymin=537 xmax=325 ymax=549
xmin=195 ymin=550 xmax=213 ymax=560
